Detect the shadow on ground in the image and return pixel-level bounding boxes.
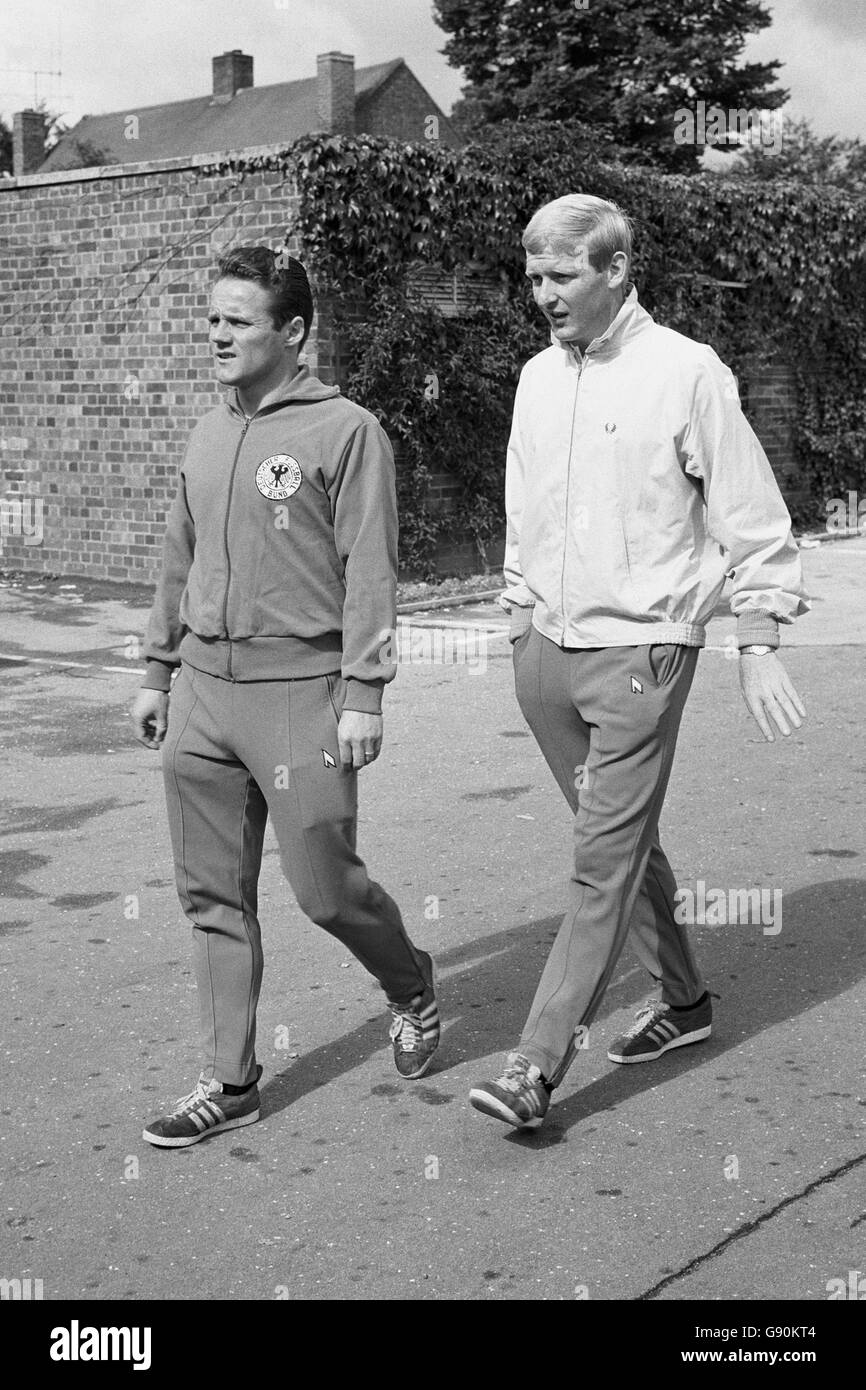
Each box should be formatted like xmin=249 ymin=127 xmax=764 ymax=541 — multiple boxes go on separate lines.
xmin=260 ymin=876 xmax=866 ymax=1138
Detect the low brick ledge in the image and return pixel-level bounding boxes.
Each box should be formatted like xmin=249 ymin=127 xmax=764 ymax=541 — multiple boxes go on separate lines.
xmin=0 ymin=141 xmax=299 ymax=192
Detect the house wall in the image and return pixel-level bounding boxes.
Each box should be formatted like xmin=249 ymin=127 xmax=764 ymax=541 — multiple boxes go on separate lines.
xmin=360 ymin=65 xmax=462 ymax=147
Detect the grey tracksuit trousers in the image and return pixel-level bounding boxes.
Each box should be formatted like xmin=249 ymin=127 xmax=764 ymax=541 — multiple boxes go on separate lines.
xmin=162 ymin=663 xmax=427 ymax=1086
xmin=512 ymin=626 xmax=706 ymax=1085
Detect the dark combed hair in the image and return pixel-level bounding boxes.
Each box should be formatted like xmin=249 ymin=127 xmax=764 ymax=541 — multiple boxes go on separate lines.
xmin=216 ymin=245 xmax=314 ymax=346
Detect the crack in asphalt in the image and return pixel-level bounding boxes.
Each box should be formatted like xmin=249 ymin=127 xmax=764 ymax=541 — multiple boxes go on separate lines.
xmin=636 ymin=1149 xmax=866 ymax=1300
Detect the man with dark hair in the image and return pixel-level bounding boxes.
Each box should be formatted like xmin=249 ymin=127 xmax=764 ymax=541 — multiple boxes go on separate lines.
xmin=216 ymin=245 xmax=315 ymax=340
xmin=469 ymin=195 xmax=809 ymax=1130
xmin=132 ymin=246 xmax=438 ymax=1148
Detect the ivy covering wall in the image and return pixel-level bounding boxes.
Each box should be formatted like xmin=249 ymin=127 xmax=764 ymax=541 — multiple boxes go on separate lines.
xmin=215 ymin=125 xmax=866 ymax=573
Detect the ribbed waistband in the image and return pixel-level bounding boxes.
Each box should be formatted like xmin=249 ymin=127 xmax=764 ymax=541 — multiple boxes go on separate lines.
xmin=180 ymin=631 xmax=342 ymax=681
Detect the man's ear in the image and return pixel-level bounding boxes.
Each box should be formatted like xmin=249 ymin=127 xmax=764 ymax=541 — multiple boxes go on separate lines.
xmin=608 ymin=252 xmax=628 ymax=290
xmin=282 ymin=314 xmax=306 ymax=350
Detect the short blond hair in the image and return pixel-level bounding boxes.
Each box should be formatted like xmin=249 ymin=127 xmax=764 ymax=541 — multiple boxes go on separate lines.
xmin=522 ymin=194 xmax=633 ymax=275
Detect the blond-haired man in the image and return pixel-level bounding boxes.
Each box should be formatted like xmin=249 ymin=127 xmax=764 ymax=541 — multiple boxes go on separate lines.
xmin=470 ymin=195 xmax=809 ymax=1128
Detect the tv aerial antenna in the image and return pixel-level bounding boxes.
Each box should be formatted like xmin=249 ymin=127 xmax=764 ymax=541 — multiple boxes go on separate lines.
xmin=0 ymin=14 xmax=69 ymax=111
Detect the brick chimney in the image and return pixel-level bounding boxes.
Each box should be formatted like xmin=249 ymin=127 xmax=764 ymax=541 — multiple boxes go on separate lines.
xmin=13 ymin=110 xmax=46 ymax=176
xmin=317 ymin=52 xmax=355 ymax=134
xmin=212 ymin=50 xmax=254 ymax=102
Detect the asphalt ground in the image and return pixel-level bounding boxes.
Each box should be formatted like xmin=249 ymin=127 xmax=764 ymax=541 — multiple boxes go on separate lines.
xmin=0 ymin=539 xmax=864 ymax=1327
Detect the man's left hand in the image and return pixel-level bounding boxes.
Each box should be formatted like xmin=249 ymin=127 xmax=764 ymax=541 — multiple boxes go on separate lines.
xmin=337 ymin=710 xmax=384 ymax=769
xmin=738 ymin=651 xmax=806 ymax=742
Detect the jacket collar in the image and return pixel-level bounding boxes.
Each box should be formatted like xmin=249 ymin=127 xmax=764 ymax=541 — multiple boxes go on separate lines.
xmin=224 ymin=364 xmax=341 ymax=420
xmin=552 ymin=286 xmax=649 ymax=365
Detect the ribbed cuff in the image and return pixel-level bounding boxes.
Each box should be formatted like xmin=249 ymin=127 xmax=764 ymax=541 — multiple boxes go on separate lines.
xmin=508 ymin=604 xmax=535 ymax=644
xmin=342 ymin=677 xmax=385 ymax=715
xmin=140 ymin=659 xmax=176 ymax=692
xmin=736 ymin=609 xmax=780 ymax=650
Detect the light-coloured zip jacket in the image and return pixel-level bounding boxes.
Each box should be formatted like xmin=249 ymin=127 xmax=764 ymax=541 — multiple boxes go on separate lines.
xmin=502 ymin=288 xmax=810 ymax=649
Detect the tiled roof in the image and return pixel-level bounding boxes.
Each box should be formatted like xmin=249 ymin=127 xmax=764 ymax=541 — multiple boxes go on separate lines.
xmin=40 ymin=59 xmax=404 ymax=171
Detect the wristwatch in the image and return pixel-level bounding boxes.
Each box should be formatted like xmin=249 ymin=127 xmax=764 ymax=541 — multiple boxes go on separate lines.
xmin=740 ymin=645 xmax=773 ymax=655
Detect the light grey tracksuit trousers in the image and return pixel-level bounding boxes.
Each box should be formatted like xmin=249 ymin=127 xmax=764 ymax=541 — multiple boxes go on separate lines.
xmin=512 ymin=626 xmax=706 ymax=1086
xmin=161 ymin=662 xmax=427 ymax=1086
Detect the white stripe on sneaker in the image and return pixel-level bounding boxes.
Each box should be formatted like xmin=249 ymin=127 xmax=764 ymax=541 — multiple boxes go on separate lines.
xmin=655 ymin=1019 xmax=678 ymax=1041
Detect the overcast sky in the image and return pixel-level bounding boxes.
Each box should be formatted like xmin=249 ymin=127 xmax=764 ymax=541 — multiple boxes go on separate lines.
xmin=1 ymin=0 xmax=864 ymax=140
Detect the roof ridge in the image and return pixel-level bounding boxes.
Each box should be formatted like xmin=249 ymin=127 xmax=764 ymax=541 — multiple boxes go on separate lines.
xmin=65 ymin=57 xmax=407 ymax=123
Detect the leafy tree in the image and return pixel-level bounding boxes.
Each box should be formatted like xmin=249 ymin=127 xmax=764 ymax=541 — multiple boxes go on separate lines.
xmin=39 ymin=101 xmax=69 ymax=155
xmin=729 ymin=115 xmax=866 ymax=195
xmin=434 ymin=0 xmax=787 ymax=171
xmin=0 ymin=116 xmax=12 ymax=175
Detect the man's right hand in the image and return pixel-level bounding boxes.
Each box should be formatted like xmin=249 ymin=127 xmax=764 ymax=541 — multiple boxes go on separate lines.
xmin=131 ymin=689 xmax=169 ymax=749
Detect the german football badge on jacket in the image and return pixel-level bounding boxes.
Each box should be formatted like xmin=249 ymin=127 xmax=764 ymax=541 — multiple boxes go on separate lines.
xmin=255 ymin=454 xmax=303 ymax=500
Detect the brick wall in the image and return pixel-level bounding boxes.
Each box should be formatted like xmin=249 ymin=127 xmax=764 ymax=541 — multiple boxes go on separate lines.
xmin=741 ymin=361 xmax=808 ymax=512
xmin=0 ymin=150 xmax=311 ymax=581
xmin=426 ymin=474 xmax=495 ymax=579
